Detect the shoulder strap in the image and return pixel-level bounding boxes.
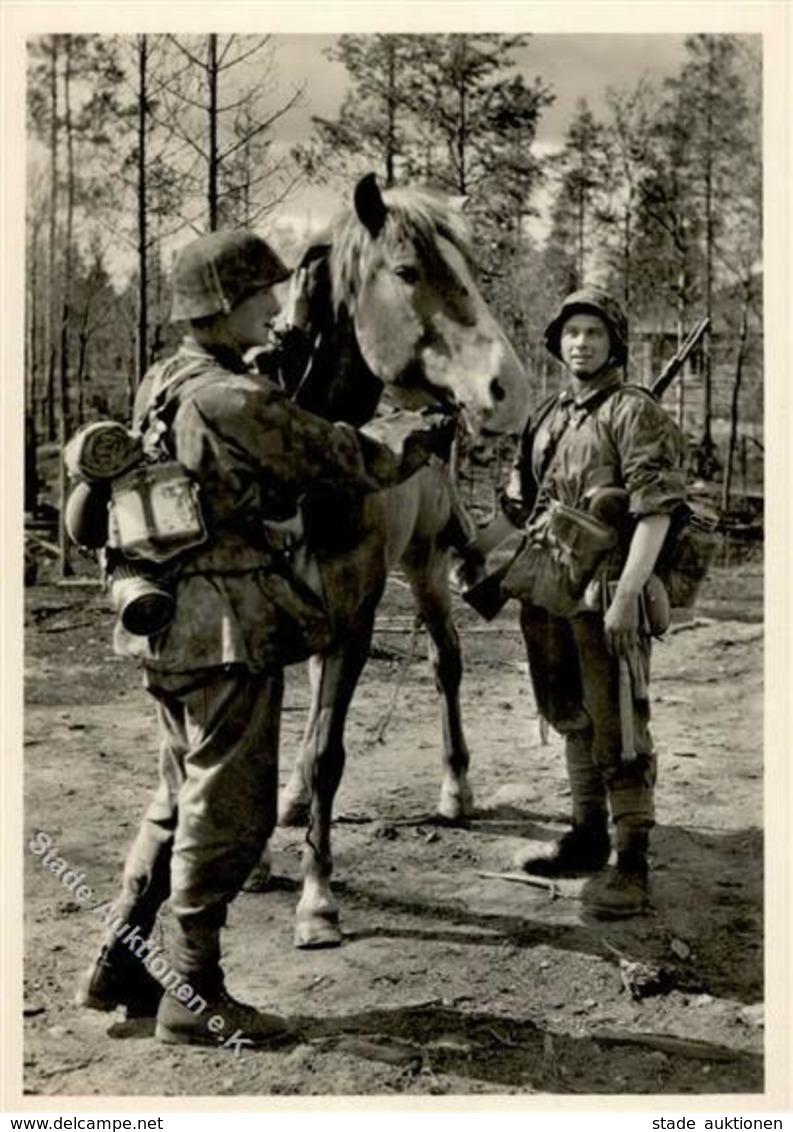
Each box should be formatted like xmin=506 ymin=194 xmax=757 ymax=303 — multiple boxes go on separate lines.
xmin=618 ymin=382 xmax=662 ymax=405
xmin=151 ymin=359 xmax=224 ymax=424
xmin=536 ymin=381 xmax=627 ymax=489
xmin=531 ymin=395 xmax=566 ymax=486
xmin=153 ymin=357 xmax=233 ymax=424
xmin=138 ymin=357 xmax=227 ymax=461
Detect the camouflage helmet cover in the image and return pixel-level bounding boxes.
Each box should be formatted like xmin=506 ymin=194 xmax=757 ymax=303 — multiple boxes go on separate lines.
xmin=170 ymin=229 xmax=291 ymax=322
xmin=544 ymin=286 xmax=628 ymax=366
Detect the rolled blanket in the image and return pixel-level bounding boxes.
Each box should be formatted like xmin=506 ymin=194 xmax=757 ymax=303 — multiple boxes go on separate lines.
xmin=64 ymin=421 xmax=143 ymax=481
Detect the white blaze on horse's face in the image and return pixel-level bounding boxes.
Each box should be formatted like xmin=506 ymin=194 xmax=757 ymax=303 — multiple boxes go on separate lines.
xmin=354 ymin=235 xmax=529 ymax=436
xmin=348 ymin=177 xmax=530 ymax=437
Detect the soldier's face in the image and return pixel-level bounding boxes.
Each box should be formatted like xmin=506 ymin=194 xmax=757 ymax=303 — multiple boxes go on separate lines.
xmin=560 ymin=313 xmax=611 ymax=378
xmin=226 ymin=287 xmax=282 ymax=350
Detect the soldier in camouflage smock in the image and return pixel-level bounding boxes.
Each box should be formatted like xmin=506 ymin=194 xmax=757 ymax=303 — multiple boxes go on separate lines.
xmin=75 ymin=229 xmax=454 ymax=1046
xmin=484 ymin=288 xmax=687 ymax=918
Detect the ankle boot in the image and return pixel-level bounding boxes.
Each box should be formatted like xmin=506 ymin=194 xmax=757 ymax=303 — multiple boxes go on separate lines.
xmin=515 ymin=814 xmax=611 ymax=877
xmin=587 ymin=826 xmax=650 ymax=918
xmin=155 ymin=969 xmax=294 ymax=1049
xmin=74 ymin=942 xmax=164 ymax=1017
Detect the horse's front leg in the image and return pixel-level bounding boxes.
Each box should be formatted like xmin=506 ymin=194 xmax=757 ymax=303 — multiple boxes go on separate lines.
xmin=405 ymin=558 xmax=473 ymax=822
xmin=278 ymin=682 xmax=319 ymax=828
xmin=295 ymin=620 xmax=375 ymax=949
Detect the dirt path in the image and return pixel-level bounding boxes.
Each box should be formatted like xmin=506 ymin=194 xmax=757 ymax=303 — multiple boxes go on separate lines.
xmin=22 ymin=561 xmax=764 ymax=1097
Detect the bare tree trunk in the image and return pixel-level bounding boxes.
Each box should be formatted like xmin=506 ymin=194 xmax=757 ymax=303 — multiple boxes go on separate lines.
xmin=740 ymin=435 xmax=747 ymax=496
xmin=59 ymin=46 xmax=75 ymax=433
xmin=455 ymin=37 xmax=468 ymax=195
xmin=58 ymin=37 xmax=75 ymax=577
xmin=128 ymin=327 xmax=138 ymax=415
xmin=702 ymin=153 xmax=714 ymax=452
xmin=136 ymin=33 xmax=148 ymax=385
xmin=76 ymin=310 xmax=90 ymax=422
xmin=45 ymin=38 xmax=58 ymax=443
xmin=701 ymin=41 xmax=716 ymax=458
xmin=622 ymin=198 xmax=631 ymax=309
xmin=674 ymin=267 xmax=688 ymax=430
xmin=26 ymin=221 xmax=41 ymax=513
xmin=722 ymin=297 xmax=749 ymax=511
xmin=208 ymin=33 xmax=219 ymax=230
xmin=385 ymin=38 xmax=396 ymax=187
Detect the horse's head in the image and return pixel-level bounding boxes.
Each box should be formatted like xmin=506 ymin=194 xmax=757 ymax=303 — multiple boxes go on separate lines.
xmin=290 ymin=174 xmax=530 ymax=437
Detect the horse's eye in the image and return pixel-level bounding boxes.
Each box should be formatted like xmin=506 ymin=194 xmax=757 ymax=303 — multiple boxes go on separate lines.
xmin=394 ymin=265 xmax=420 ymax=285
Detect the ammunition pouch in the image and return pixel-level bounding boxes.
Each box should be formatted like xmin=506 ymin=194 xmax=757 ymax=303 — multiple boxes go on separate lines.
xmin=501 ymin=502 xmax=619 ymax=618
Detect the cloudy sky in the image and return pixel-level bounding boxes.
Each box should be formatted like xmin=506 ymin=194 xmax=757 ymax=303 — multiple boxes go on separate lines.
xmin=271 ymin=33 xmax=695 ymax=146
xmin=263 ymin=32 xmax=700 ymax=230
xmin=14 ymin=22 xmax=762 ymax=270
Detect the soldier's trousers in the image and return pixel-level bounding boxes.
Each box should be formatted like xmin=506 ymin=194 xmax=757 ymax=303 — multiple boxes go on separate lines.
xmin=106 ymin=664 xmax=283 ymax=976
xmin=519 ymin=602 xmax=656 ymax=828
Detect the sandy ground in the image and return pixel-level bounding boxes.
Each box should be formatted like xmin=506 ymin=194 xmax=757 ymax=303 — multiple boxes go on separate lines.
xmin=21 ymin=555 xmax=765 ymax=1098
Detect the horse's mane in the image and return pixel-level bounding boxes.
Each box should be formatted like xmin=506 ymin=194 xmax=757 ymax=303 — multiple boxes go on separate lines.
xmin=327 ymin=185 xmax=475 ymax=313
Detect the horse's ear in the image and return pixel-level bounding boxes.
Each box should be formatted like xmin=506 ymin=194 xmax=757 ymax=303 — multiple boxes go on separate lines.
xmin=448 ymin=195 xmax=470 ymax=214
xmin=354 ymin=173 xmax=387 ymax=237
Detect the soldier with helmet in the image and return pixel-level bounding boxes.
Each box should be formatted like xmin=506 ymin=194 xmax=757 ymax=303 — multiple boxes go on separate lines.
xmin=73 ymin=228 xmax=454 ymax=1046
xmin=472 ymin=286 xmax=687 ymax=917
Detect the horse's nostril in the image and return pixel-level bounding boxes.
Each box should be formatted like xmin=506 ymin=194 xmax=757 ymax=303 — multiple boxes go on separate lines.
xmin=491 ymin=379 xmax=506 ymax=403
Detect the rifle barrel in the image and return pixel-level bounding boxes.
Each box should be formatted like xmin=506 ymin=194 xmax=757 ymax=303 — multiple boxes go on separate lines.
xmin=651 ymin=317 xmax=710 ymax=400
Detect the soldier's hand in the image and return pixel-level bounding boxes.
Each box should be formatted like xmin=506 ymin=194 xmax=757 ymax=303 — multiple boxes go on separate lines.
xmin=363 ymin=409 xmax=456 ymax=459
xmin=604 ymin=588 xmax=640 ymax=656
xmin=400 ymin=411 xmax=458 ymax=471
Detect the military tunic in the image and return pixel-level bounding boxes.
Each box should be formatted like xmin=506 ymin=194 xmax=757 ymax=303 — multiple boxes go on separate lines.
xmin=504 ymin=368 xmax=687 ymax=827
xmin=110 ymin=335 xmax=438 ymax=975
xmin=115 ymin=337 xmax=421 ymax=679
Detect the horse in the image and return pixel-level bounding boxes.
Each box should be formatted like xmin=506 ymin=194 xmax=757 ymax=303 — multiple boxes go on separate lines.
xmin=268 ymin=173 xmax=530 ymax=948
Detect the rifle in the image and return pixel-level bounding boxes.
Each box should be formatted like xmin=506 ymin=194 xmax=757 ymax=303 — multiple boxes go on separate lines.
xmin=651 ymin=316 xmax=710 ymax=401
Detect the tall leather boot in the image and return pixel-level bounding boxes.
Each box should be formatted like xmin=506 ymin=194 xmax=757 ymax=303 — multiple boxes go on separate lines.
xmin=154 ymin=910 xmax=294 ymax=1049
xmin=586 ymin=823 xmax=650 ymax=919
xmin=74 ymin=937 xmax=165 ymax=1017
xmin=74 ymin=838 xmax=171 ymax=1017
xmin=515 ymin=810 xmax=610 ymax=877
xmin=515 ymin=733 xmax=611 ymax=877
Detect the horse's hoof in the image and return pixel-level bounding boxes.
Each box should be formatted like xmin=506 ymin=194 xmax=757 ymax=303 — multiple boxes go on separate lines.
xmin=278 ymin=793 xmax=310 ymax=828
xmin=438 ymin=783 xmax=474 ymax=823
xmin=294 ymin=911 xmax=343 ymax=950
xmin=242 ymin=846 xmax=273 ymax=892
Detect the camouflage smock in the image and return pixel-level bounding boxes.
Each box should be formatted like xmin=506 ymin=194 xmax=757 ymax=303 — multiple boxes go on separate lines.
xmin=114 ymin=337 xmax=422 ymax=677
xmin=502 ymin=367 xmax=688 ymax=536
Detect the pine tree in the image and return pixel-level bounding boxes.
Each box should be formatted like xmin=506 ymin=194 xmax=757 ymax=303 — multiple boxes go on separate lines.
xmin=544 ymin=99 xmax=612 ymax=291
xmin=306 ymin=35 xmax=419 ymax=187
xmin=663 ymin=34 xmax=755 ymax=467
xmin=157 ymin=34 xmax=305 ymax=230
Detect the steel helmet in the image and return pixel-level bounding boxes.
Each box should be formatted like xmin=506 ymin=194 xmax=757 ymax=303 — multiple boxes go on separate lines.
xmin=170 ymin=229 xmax=291 ymax=322
xmin=544 ymin=287 xmax=628 ymax=366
